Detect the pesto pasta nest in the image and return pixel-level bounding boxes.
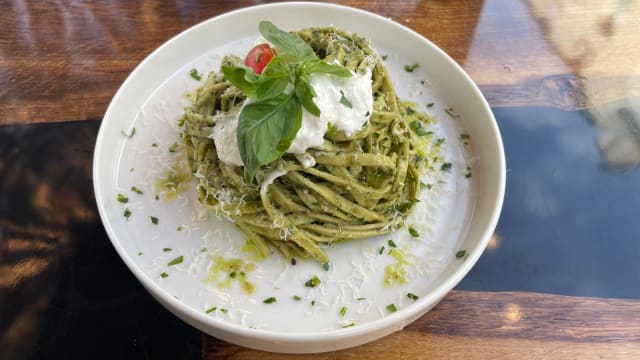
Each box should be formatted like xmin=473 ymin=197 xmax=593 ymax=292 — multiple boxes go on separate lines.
xmin=181 ymin=26 xmax=430 ymax=263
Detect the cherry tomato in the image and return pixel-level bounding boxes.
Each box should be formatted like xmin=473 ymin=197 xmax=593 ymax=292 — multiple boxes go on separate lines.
xmin=244 ymin=44 xmax=275 ymax=75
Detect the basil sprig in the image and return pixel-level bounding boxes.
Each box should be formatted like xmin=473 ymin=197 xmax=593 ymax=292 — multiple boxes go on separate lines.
xmin=222 ymin=21 xmax=352 ymax=182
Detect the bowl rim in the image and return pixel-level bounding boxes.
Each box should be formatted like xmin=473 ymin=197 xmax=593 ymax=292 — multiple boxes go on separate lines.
xmin=93 ymin=0 xmax=505 ymax=346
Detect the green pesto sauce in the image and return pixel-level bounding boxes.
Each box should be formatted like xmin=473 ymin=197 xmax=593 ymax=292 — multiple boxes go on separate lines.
xmin=383 ymin=248 xmax=413 ymax=287
xmin=400 ymin=101 xmax=441 ymax=170
xmin=154 ymin=163 xmax=191 ymax=201
xmin=206 ymin=254 xmax=256 ymax=294
xmin=401 ymin=101 xmax=435 ymax=126
xmin=240 ymin=242 xmax=266 ymax=262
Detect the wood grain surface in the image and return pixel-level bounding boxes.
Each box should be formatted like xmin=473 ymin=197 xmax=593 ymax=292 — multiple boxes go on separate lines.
xmin=203 ymin=290 xmax=640 ymax=359
xmin=4 ymin=1 xmax=640 ymax=358
xmin=3 ymin=0 xmax=640 ymax=124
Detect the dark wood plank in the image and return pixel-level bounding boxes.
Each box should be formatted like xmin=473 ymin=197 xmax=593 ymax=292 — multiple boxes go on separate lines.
xmin=203 ymin=290 xmax=640 ymax=359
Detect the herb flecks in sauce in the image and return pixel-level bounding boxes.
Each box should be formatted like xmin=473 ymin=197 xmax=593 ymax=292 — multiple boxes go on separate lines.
xmin=206 ymin=255 xmax=257 ymax=294
xmin=154 ymin=163 xmax=192 ymax=201
xmin=384 ymin=248 xmax=414 ymax=287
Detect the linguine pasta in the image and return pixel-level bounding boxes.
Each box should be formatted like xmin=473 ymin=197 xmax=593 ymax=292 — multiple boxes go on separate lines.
xmin=182 ymin=27 xmax=427 ymax=263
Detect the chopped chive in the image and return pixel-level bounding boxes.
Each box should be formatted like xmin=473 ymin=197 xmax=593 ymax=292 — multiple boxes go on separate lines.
xmin=322 ymin=263 xmax=330 ymax=271
xmin=427 ymin=102 xmax=434 ymax=108
xmin=339 ymin=306 xmax=347 ymax=317
xmin=189 ymin=68 xmax=202 ymax=80
xmin=409 ymin=120 xmax=429 ymax=136
xmin=407 ymin=293 xmax=419 ymax=301
xmin=460 ymin=133 xmax=471 ymax=140
xmin=441 ymin=163 xmax=452 ymax=172
xmin=466 ymin=172 xmax=473 ymax=178
xmin=123 ymin=208 xmax=131 ymax=220
xmin=200 ymin=248 xmax=206 ymax=252
xmin=420 ymin=182 xmax=432 ymax=190
xmin=205 ymin=306 xmax=217 ymax=314
xmin=394 ymin=202 xmax=412 ymax=213
xmin=167 ymin=256 xmax=183 ymax=266
xmin=365 ymin=111 xmax=370 ymax=117
xmin=155 ymin=195 xmax=160 ymax=200
xmin=445 ymin=108 xmax=459 ymax=118
xmin=121 ymin=128 xmax=136 ymax=138
xmin=137 ymin=252 xmax=143 ymax=256
xmin=404 ymin=64 xmax=419 ymax=72
xmin=342 ymin=323 xmax=355 ymax=328
xmin=293 ymin=295 xmax=302 ymax=301
xmin=357 ymin=297 xmax=366 ymax=301
xmin=177 ymin=225 xmax=183 ymax=231
xmin=263 ymin=297 xmax=277 ymax=304
xmin=408 ymin=226 xmax=419 ymax=237
xmin=379 ymin=245 xmax=385 ymax=255
xmin=388 ymin=239 xmax=397 ymax=248
xmin=163 ymin=248 xmax=172 ymax=252
xmin=339 ymin=90 xmax=353 ymax=108
xmin=381 ymin=55 xmax=388 ymax=61
xmin=456 ymin=250 xmax=467 ymax=258
xmin=305 ymin=276 xmax=321 ymax=288
xmin=177 ymin=118 xmax=185 ymax=127
xmin=220 ymin=308 xmax=228 ymax=314
xmin=311 ymin=300 xmax=316 ymax=306
xmin=168 ymin=142 xmax=178 ymax=153
xmin=229 ymin=272 xmax=236 ymax=278
xmin=435 ymin=138 xmax=445 ymax=147
xmin=373 ymin=132 xmax=380 ymax=138
xmin=131 ymin=186 xmax=144 ymax=195
xmin=117 ymin=194 xmax=129 ymax=203
xmin=405 ymin=107 xmax=415 ymax=115
xmin=150 ymin=216 xmax=159 ymax=225
xmin=386 ymin=304 xmax=398 ymax=313
xmin=160 ymin=272 xmax=168 ymax=279
xmin=152 ymin=143 xmax=158 ymax=147
xmin=290 ymin=258 xmax=297 ymax=266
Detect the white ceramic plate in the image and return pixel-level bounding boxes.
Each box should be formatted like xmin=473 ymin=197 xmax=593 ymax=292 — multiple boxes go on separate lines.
xmin=93 ymin=2 xmax=504 ymax=353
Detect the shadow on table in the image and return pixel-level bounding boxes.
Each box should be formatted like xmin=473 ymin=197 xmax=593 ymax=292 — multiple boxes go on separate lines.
xmin=0 ymin=120 xmax=199 ymax=360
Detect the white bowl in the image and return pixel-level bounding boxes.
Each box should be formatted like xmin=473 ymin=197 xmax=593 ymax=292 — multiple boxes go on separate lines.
xmin=93 ymin=2 xmax=505 ymax=353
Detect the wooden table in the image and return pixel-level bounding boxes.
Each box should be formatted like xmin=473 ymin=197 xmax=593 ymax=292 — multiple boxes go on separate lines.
xmin=2 ymin=1 xmax=640 ymax=359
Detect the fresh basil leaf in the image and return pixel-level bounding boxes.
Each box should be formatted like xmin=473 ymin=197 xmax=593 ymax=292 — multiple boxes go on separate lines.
xmin=221 ymin=66 xmax=259 ymax=99
xmin=261 ymin=56 xmax=290 ymax=78
xmin=302 ymin=58 xmax=352 ymax=77
xmin=259 ymin=21 xmax=315 ymax=61
xmin=295 ymin=74 xmax=320 ymax=117
xmin=237 ymin=94 xmax=302 ymax=181
xmin=255 ymin=57 xmax=291 ymax=100
xmin=255 ymin=77 xmax=290 ymax=100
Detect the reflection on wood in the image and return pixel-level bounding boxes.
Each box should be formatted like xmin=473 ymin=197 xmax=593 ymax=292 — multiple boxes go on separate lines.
xmin=203 ymin=290 xmax=640 ymax=359
xmin=528 ymin=0 xmax=640 ymax=167
xmin=0 ymin=122 xmax=98 ymax=359
xmin=482 ymin=76 xmax=640 ymax=111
